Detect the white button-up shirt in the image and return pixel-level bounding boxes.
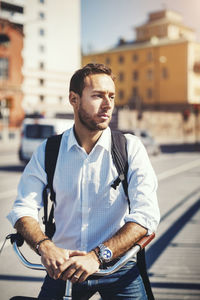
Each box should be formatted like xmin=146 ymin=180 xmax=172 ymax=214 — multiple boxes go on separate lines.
xmin=7 ymin=127 xmax=160 ymax=252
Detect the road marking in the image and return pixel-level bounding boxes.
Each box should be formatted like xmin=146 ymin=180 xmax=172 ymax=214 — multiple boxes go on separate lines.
xmin=157 ymin=158 xmax=200 ymax=181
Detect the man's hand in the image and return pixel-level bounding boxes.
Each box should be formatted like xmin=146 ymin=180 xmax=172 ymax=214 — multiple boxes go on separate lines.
xmin=59 ymin=251 xmax=100 ymax=283
xmin=38 ymin=240 xmax=86 ymax=280
xmin=39 ymin=240 xmax=100 ymax=282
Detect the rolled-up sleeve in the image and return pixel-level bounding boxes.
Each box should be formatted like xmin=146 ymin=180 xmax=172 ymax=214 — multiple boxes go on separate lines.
xmin=124 ymin=135 xmax=160 ymax=234
xmin=7 ymin=141 xmax=47 ymax=227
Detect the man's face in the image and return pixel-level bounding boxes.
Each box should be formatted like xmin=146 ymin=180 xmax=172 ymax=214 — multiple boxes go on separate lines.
xmin=77 ymin=74 xmax=115 ymax=131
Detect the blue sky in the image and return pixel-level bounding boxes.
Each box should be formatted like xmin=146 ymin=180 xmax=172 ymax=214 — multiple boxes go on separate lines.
xmin=81 ymin=0 xmax=200 ymax=54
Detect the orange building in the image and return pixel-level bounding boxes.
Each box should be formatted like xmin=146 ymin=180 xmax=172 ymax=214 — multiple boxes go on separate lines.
xmin=83 ymin=10 xmax=200 ymax=113
xmin=0 ymin=19 xmax=24 ymax=128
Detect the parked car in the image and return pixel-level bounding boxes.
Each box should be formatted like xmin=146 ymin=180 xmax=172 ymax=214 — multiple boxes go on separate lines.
xmin=121 ymin=129 xmax=160 ymax=156
xmin=19 ymin=118 xmax=74 ymax=163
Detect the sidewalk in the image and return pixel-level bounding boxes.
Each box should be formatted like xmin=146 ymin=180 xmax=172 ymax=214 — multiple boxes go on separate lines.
xmin=147 ymin=187 xmax=200 ymax=299
xmin=0 ymin=139 xmax=20 ymax=154
xmin=83 ymin=187 xmax=200 ymax=300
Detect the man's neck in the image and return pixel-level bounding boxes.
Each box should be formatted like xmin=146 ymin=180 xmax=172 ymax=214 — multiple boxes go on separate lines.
xmin=73 ymin=125 xmax=103 ymax=154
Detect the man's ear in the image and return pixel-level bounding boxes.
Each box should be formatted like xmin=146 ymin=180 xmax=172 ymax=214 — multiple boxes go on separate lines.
xmin=69 ymin=91 xmax=79 ymax=107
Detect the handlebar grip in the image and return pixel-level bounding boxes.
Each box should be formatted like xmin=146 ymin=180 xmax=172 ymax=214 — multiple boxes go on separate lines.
xmin=135 ymin=233 xmax=155 ymax=249
xmin=10 ymin=233 xmax=24 ymax=247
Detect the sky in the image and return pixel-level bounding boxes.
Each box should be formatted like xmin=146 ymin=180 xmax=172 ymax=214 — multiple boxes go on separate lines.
xmin=81 ymin=0 xmax=200 ymax=54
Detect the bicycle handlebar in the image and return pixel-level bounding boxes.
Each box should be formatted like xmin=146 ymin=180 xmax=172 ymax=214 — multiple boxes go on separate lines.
xmin=10 ymin=233 xmax=155 ymax=300
xmin=12 ymin=233 xmax=155 ymax=276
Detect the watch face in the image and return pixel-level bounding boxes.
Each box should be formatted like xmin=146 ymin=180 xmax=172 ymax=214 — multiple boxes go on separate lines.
xmin=102 ymin=248 xmax=112 ymax=260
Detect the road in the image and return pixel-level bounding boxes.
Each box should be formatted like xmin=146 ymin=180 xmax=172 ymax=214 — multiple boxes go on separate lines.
xmin=0 ymin=143 xmax=200 ymax=299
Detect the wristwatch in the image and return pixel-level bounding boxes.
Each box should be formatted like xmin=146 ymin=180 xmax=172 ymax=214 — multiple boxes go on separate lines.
xmin=97 ymin=244 xmax=113 ymax=264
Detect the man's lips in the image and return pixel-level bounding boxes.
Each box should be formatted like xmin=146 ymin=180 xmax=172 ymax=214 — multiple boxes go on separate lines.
xmin=97 ymin=113 xmax=110 ymax=120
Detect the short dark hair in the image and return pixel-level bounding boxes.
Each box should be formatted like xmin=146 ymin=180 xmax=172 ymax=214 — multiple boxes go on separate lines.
xmin=69 ymin=63 xmax=115 ymax=96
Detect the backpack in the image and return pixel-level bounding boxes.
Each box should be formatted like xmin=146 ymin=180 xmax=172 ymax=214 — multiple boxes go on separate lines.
xmin=43 ymin=130 xmax=154 ymax=300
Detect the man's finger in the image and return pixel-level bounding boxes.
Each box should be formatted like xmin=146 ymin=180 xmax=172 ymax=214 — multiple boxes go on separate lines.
xmin=46 ymin=266 xmax=55 ymax=279
xmin=69 ymin=250 xmax=86 ymax=257
xmin=70 ymin=270 xmax=84 ymax=283
xmin=60 ymin=264 xmax=77 ymax=281
xmin=78 ymin=271 xmax=88 ymax=283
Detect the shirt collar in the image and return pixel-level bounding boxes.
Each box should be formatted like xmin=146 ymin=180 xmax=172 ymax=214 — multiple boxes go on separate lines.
xmin=67 ymin=126 xmax=111 ymax=152
xmin=96 ymin=127 xmax=111 ymax=151
xmin=67 ymin=126 xmax=79 ymax=151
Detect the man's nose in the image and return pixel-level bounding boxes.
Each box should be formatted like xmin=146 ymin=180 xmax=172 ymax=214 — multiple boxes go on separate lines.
xmin=102 ymin=95 xmax=112 ymax=109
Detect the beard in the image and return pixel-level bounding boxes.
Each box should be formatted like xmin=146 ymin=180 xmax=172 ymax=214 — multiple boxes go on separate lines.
xmin=78 ymin=103 xmax=111 ymax=131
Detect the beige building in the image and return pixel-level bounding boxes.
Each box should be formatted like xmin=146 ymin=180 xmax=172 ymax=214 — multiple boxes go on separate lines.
xmin=83 ymin=10 xmax=200 ymax=110
xmin=0 ymin=0 xmax=81 ymax=121
xmin=83 ymin=10 xmax=200 ymax=142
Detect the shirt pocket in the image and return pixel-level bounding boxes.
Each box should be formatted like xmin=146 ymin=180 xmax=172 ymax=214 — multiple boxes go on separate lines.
xmin=104 ymin=183 xmax=125 ymax=208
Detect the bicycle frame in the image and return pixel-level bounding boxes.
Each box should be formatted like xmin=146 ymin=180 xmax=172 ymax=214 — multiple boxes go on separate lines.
xmin=11 ymin=233 xmax=155 ymax=300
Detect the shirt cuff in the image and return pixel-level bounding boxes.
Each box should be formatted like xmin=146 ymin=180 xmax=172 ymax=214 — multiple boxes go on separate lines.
xmin=124 ymin=213 xmax=159 ymax=235
xmin=7 ymin=209 xmax=39 ymax=228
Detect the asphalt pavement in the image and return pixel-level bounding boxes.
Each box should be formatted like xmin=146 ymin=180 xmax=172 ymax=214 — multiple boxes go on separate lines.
xmin=0 ymin=140 xmax=200 ymax=300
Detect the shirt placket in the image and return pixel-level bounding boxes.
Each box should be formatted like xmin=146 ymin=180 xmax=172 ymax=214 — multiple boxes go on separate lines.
xmin=80 ymin=157 xmax=89 ymax=251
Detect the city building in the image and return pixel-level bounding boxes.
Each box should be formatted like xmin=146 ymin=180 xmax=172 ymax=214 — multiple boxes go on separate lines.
xmin=22 ymin=0 xmax=81 ymax=117
xmin=83 ymin=10 xmax=200 ymax=111
xmin=0 ymin=18 xmax=24 ymax=127
xmin=82 ymin=9 xmax=200 ymax=142
xmin=0 ymin=0 xmax=81 ymax=130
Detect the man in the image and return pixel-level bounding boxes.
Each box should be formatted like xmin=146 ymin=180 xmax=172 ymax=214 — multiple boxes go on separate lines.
xmin=7 ymin=63 xmax=160 ymax=299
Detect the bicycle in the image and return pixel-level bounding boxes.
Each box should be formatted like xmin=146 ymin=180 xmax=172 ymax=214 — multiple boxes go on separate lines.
xmin=7 ymin=233 xmax=155 ymax=300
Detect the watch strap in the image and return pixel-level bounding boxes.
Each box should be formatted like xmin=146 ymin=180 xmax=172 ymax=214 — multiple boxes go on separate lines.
xmin=92 ymin=248 xmax=103 ymax=265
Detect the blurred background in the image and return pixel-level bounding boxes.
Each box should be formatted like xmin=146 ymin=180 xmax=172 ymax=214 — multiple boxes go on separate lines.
xmin=0 ymin=0 xmax=200 ymax=145
xmin=0 ymin=1 xmax=200 ymax=300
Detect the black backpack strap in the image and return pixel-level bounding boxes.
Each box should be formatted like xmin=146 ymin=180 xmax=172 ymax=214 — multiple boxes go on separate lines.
xmin=111 ymin=130 xmax=129 ymax=199
xmin=137 ymin=249 xmax=155 ymax=300
xmin=43 ymin=134 xmax=63 ymax=238
xmin=111 ymin=130 xmax=154 ymax=300
xmin=45 ymin=134 xmax=63 ymax=200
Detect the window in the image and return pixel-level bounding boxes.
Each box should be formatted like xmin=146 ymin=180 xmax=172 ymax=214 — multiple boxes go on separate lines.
xmin=39 ymin=12 xmax=45 ymax=19
xmin=118 ymin=90 xmax=124 ymax=100
xmin=39 ymin=62 xmax=44 ymax=69
xmin=0 ymin=57 xmax=9 ymax=79
xmin=147 ymin=88 xmax=153 ymax=99
xmin=147 ymin=51 xmax=153 ymax=62
xmin=193 ymin=62 xmax=200 ymax=73
xmin=147 ymin=69 xmax=153 ymax=80
xmin=40 ymin=95 xmax=44 ymax=102
xmin=39 ymin=78 xmax=44 ymax=85
xmin=133 ymin=70 xmax=139 ymax=81
xmin=25 ymin=125 xmax=54 ymax=139
xmin=133 ymin=54 xmax=138 ymax=62
xmin=132 ymin=87 xmax=138 ymax=97
xmin=39 ymin=28 xmax=45 ymax=36
xmin=162 ymin=67 xmax=168 ymax=79
xmin=119 ymin=72 xmax=124 ymax=82
xmin=0 ymin=34 xmax=10 ymax=46
xmin=39 ymin=45 xmax=45 ymax=52
xmin=0 ymin=2 xmax=23 ymax=13
xmin=118 ymin=55 xmax=124 ymax=64
xmin=0 ymin=99 xmax=10 ymax=119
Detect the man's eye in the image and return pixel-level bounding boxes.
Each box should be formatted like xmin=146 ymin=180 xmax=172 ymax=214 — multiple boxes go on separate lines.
xmin=93 ymin=94 xmax=102 ymax=98
xmin=110 ymin=95 xmax=115 ymax=101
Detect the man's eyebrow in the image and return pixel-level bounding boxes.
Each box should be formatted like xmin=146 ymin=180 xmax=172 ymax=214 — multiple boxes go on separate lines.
xmin=92 ymin=90 xmax=105 ymax=93
xmin=92 ymin=90 xmax=115 ymax=94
